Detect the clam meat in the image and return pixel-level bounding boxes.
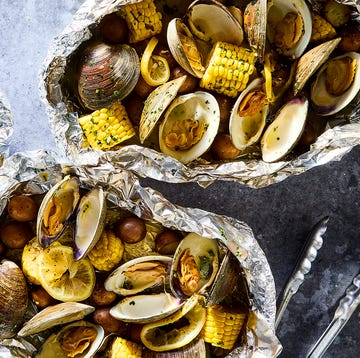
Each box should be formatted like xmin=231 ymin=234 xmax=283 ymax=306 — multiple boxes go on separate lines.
xmin=37 ymin=175 xmax=80 ymax=248
xmin=159 ymin=91 xmax=220 ymax=164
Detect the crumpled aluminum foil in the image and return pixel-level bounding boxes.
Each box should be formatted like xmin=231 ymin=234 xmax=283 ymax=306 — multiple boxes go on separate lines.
xmin=0 ymin=89 xmax=13 ymax=162
xmin=0 ymin=149 xmax=282 ymax=357
xmin=40 ymin=0 xmax=360 ymax=188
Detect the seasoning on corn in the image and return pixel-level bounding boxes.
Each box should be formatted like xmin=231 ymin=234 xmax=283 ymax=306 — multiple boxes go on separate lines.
xmin=120 ymin=0 xmax=162 ymax=43
xmin=87 ymin=229 xmax=124 ymax=271
xmin=202 ymin=304 xmax=246 ymax=350
xmin=78 ymin=102 xmax=135 ymax=150
xmin=108 ymin=337 xmax=143 ymax=358
xmin=200 ymin=41 xmax=256 ymax=98
xmin=310 ymin=13 xmax=336 ymax=43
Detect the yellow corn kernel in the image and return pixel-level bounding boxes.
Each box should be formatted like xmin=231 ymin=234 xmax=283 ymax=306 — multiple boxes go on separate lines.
xmin=200 ymin=41 xmax=256 ymax=98
xmin=310 ymin=13 xmax=337 ymax=42
xmin=87 ymin=229 xmax=124 ymax=271
xmin=202 ymin=304 xmax=246 ymax=350
xmin=78 ymin=101 xmax=135 ymax=150
xmin=108 ymin=337 xmax=142 ymax=358
xmin=120 ymin=0 xmax=162 ymax=43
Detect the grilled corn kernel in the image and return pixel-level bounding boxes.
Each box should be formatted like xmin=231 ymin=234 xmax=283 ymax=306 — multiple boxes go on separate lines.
xmin=108 ymin=337 xmax=142 ymax=358
xmin=120 ymin=0 xmax=162 ymax=43
xmin=200 ymin=41 xmax=256 ymax=98
xmin=310 ymin=13 xmax=336 ymax=42
xmin=88 ymin=229 xmax=124 ymax=271
xmin=78 ymin=101 xmax=135 ymax=150
xmin=202 ymin=305 xmax=246 ymax=350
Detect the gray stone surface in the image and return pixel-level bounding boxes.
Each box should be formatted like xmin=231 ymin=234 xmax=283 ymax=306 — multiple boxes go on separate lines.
xmin=0 ymin=1 xmax=358 ymax=357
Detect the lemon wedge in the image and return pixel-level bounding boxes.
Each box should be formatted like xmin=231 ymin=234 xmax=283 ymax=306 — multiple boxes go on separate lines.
xmin=141 ymin=37 xmax=170 ymax=86
xmin=37 ymin=244 xmax=95 ymax=302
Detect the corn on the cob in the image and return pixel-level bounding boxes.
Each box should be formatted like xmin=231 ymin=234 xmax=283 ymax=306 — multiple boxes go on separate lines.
xmin=79 ymin=101 xmax=135 ymax=150
xmin=108 ymin=337 xmax=143 ymax=358
xmin=120 ymin=0 xmax=162 ymax=43
xmin=202 ymin=304 xmax=246 ymax=350
xmin=88 ymin=229 xmax=124 ymax=271
xmin=310 ymin=13 xmax=336 ymax=43
xmin=200 ymin=41 xmax=256 ymax=98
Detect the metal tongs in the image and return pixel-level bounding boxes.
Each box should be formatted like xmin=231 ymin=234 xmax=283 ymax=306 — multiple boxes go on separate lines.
xmin=306 ymin=272 xmax=360 ymax=358
xmin=275 ymin=216 xmax=329 ymax=329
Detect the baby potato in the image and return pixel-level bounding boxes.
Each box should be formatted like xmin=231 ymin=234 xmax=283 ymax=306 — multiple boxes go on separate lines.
xmin=0 ymin=221 xmax=34 ymax=249
xmin=116 ymin=217 xmax=147 ymax=244
xmin=339 ymin=25 xmax=360 ymax=52
xmin=100 ymin=13 xmax=128 ymax=44
xmin=172 ymin=67 xmax=198 ymax=94
xmin=7 ymin=195 xmax=38 ymax=222
xmin=30 ymin=286 xmax=57 ymax=308
xmin=91 ymin=280 xmax=117 ymax=306
xmin=93 ymin=307 xmax=127 ymax=334
xmin=324 ymin=0 xmax=351 ymax=28
xmin=211 ymin=133 xmax=241 ymax=160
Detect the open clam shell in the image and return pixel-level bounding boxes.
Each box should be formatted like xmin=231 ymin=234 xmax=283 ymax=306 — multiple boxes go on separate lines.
xmin=170 ymin=233 xmax=219 ymax=300
xmin=74 ymin=186 xmax=107 ymax=261
xmin=37 ymin=175 xmax=80 ymax=248
xmin=310 ymin=52 xmax=360 ymax=116
xmin=109 ymin=292 xmax=183 ymax=324
xmin=37 ymin=320 xmax=104 ymax=358
xmin=229 ymin=77 xmax=269 ymax=151
xmin=261 ymin=97 xmax=308 ymax=162
xmin=104 ymin=255 xmax=172 ymax=296
xmin=159 ymin=91 xmax=220 ymax=164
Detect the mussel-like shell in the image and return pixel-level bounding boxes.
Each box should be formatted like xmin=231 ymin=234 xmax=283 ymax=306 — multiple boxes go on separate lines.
xmin=73 ymin=186 xmax=107 ymax=260
xmin=110 ymin=292 xmax=183 ymax=324
xmin=185 ymin=0 xmax=244 ymax=46
xmin=310 ymin=52 xmax=360 ymax=116
xmin=37 ymin=176 xmax=80 ymax=248
xmin=170 ymin=233 xmax=219 ymax=299
xmin=18 ymin=302 xmax=95 ymax=337
xmin=229 ymin=77 xmax=269 ymax=150
xmin=159 ymin=91 xmax=220 ymax=164
xmin=105 ymin=255 xmax=172 ymax=296
xmin=167 ymin=18 xmax=205 ymax=78
xmin=261 ymin=97 xmax=308 ymax=162
xmin=37 ymin=320 xmax=104 ymax=358
xmin=0 ymin=260 xmax=28 ymax=339
xmin=140 ymin=294 xmax=206 ymax=352
xmin=77 ymin=42 xmax=140 ymax=110
xmin=267 ymin=0 xmax=312 ymax=59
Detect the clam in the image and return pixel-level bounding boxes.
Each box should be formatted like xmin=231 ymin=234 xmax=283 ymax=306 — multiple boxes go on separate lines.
xmin=229 ymin=77 xmax=269 ymax=150
xmin=159 ymin=91 xmax=220 ymax=164
xmin=267 ymin=0 xmax=312 ymax=59
xmin=105 ymin=255 xmax=172 ymax=296
xmin=37 ymin=320 xmax=104 ymax=358
xmin=109 ymin=292 xmax=183 ymax=324
xmin=0 ymin=260 xmax=28 ymax=339
xmin=77 ymin=42 xmax=140 ymax=110
xmin=37 ymin=175 xmax=80 ymax=248
xmin=185 ymin=0 xmax=244 ymax=46
xmin=170 ymin=233 xmax=219 ymax=299
xmin=261 ymin=97 xmax=308 ymax=163
xmin=310 ymin=52 xmax=360 ymax=116
xmin=73 ymin=186 xmax=107 ymax=260
xmin=18 ymin=302 xmax=95 ymax=337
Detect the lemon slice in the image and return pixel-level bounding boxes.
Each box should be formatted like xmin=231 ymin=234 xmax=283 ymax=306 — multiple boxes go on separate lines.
xmin=141 ymin=37 xmax=170 ymax=86
xmin=37 ymin=245 xmax=95 ymax=302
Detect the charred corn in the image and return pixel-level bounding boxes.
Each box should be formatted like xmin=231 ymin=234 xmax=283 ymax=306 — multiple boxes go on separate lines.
xmin=200 ymin=41 xmax=256 ymax=98
xmin=88 ymin=229 xmax=124 ymax=271
xmin=120 ymin=0 xmax=162 ymax=43
xmin=79 ymin=101 xmax=135 ymax=150
xmin=202 ymin=304 xmax=246 ymax=350
xmin=108 ymin=337 xmax=142 ymax=358
xmin=310 ymin=13 xmax=336 ymax=42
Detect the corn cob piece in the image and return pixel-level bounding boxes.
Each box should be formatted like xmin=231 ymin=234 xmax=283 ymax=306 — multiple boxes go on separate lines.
xmin=108 ymin=337 xmax=143 ymax=358
xmin=79 ymin=101 xmax=135 ymax=150
xmin=200 ymin=41 xmax=256 ymax=98
xmin=202 ymin=304 xmax=246 ymax=350
xmin=310 ymin=13 xmax=336 ymax=43
xmin=87 ymin=229 xmax=124 ymax=271
xmin=120 ymin=0 xmax=162 ymax=43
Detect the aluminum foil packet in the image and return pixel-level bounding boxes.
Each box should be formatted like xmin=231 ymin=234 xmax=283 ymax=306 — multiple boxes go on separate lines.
xmin=0 ymin=149 xmax=281 ymax=357
xmin=0 ymin=89 xmax=13 ymax=163
xmin=40 ymin=0 xmax=360 ymax=188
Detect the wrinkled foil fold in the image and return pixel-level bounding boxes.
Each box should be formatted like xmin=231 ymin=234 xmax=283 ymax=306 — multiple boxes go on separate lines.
xmin=0 ymin=149 xmax=281 ymax=357
xmin=40 ymin=0 xmax=360 ymax=188
xmin=0 ymin=89 xmax=13 ymax=162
